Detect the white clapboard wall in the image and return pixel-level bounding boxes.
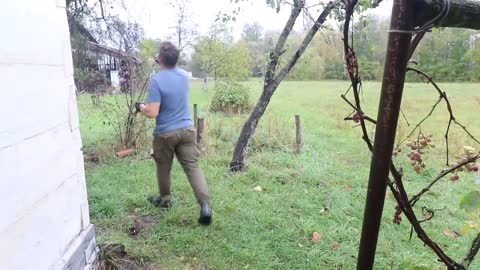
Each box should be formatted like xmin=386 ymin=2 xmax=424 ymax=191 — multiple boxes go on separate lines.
xmin=0 ymin=0 xmax=96 ymax=269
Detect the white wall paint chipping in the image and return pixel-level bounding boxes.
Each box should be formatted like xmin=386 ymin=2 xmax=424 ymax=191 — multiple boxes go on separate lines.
xmin=0 ymin=1 xmax=96 ymax=269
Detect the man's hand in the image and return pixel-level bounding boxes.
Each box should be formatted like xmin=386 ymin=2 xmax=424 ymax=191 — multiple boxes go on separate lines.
xmin=135 ymin=102 xmax=144 ymax=113
xmin=136 ymin=102 xmax=160 ymax=118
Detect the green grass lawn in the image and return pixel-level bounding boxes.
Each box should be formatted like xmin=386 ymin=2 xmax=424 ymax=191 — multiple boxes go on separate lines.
xmin=79 ymin=80 xmax=480 ymax=270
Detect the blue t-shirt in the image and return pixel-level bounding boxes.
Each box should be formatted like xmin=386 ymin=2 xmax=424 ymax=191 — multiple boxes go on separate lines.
xmin=146 ymin=68 xmax=193 ymax=135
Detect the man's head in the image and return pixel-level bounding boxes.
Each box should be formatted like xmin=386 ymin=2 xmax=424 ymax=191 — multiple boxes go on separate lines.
xmin=156 ymin=41 xmax=179 ymax=68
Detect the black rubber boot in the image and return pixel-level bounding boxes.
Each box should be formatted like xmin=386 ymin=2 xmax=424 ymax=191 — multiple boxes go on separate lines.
xmin=148 ymin=196 xmax=173 ymax=208
xmin=198 ymin=203 xmax=212 ymax=225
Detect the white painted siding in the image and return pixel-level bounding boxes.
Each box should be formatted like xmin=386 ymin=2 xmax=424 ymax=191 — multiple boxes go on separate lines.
xmin=0 ymin=1 xmax=94 ymax=269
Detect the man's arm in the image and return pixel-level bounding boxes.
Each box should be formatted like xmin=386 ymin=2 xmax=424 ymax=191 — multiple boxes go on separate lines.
xmin=139 ymin=102 xmax=160 ymax=118
xmin=137 ymin=77 xmax=161 ymax=118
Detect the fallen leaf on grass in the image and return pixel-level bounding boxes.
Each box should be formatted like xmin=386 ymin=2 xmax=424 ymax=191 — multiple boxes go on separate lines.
xmin=331 ymin=242 xmax=341 ymax=251
xmin=319 ymin=207 xmax=330 ymax=213
xmin=312 ymin=232 xmax=322 ymax=243
xmin=345 ymin=184 xmax=352 ymax=191
xmin=253 ymin=186 xmax=263 ymax=192
xmin=443 ymin=229 xmax=461 ymax=239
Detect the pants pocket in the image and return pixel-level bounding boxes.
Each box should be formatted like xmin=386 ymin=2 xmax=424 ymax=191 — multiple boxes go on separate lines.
xmin=153 ymin=136 xmax=174 ymax=163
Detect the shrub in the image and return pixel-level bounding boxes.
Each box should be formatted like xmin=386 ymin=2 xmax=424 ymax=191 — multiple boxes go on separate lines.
xmin=210 ymin=82 xmax=252 ymax=114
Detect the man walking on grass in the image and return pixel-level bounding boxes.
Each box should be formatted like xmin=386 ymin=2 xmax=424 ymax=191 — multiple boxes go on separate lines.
xmin=135 ymin=41 xmax=212 ymax=225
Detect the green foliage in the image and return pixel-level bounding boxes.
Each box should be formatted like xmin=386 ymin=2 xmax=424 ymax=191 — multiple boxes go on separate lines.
xmin=193 ymin=36 xmax=225 ymax=77
xmin=218 ymin=42 xmax=251 ymax=81
xmin=460 ymin=191 xmax=480 ymax=212
xmin=138 ymin=38 xmax=161 ymax=63
xmin=358 ymin=56 xmax=382 ymax=81
xmin=242 ymin=22 xmax=264 ymax=42
xmin=285 ymin=34 xmax=324 ymax=81
xmin=241 ymin=22 xmax=268 ymax=77
xmin=209 ymin=82 xmax=251 ymax=113
xmin=244 ymin=40 xmax=268 ymax=77
xmin=274 ymin=31 xmax=346 ymax=81
xmin=412 ymin=28 xmax=479 ymax=82
xmin=193 ymin=23 xmax=250 ymax=81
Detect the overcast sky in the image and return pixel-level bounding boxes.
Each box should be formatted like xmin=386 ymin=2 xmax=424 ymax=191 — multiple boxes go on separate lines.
xmin=121 ymin=0 xmax=394 ymax=40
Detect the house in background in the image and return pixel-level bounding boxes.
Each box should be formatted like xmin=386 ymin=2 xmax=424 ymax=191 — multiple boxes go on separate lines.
xmin=87 ymin=41 xmax=142 ymax=92
xmin=0 ymin=1 xmax=97 ymax=269
xmin=74 ymin=41 xmax=141 ymax=93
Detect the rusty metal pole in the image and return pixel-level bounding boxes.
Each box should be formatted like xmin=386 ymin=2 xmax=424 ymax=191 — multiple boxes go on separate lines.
xmin=356 ymin=0 xmax=415 ymax=269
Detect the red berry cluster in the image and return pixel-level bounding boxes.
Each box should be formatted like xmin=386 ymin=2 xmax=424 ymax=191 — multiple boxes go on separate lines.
xmin=405 ymin=134 xmax=434 ymax=174
xmin=352 ymin=111 xmax=364 ymax=123
xmin=449 ymin=146 xmax=479 ymax=181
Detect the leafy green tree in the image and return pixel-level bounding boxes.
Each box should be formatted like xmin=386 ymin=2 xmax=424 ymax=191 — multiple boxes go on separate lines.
xmin=241 ymin=22 xmax=268 ymax=77
xmin=465 ymin=36 xmax=480 ymax=81
xmin=414 ymin=28 xmax=474 ymax=81
xmin=217 ymin=42 xmax=251 ymax=81
xmin=193 ymin=23 xmax=250 ymax=82
xmin=139 ymin=38 xmax=162 ymax=63
xmin=242 ymin=22 xmax=264 ymax=42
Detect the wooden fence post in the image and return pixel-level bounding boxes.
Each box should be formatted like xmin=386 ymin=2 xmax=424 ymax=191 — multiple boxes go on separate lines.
xmin=295 ymin=115 xmax=302 ymax=153
xmin=197 ymin=118 xmax=205 ymax=152
xmin=193 ymin=104 xmax=198 ymax=129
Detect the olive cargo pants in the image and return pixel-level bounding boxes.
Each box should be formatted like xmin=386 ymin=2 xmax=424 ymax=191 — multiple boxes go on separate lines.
xmin=152 ymin=126 xmax=210 ymax=205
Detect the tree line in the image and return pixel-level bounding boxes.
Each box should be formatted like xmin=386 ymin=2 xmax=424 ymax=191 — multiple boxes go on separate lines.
xmin=69 ymin=0 xmax=480 ymax=91
xmin=154 ymin=16 xmax=479 ymax=82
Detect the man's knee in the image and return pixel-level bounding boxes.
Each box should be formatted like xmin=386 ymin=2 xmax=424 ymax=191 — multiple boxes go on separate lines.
xmin=179 ymin=159 xmax=199 ymax=172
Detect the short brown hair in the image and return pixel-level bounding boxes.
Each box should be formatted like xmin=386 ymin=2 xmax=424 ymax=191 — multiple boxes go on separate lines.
xmin=158 ymin=41 xmax=179 ymax=67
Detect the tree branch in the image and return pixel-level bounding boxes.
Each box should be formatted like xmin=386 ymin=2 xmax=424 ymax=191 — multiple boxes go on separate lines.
xmin=407 ymin=67 xmax=480 ymax=165
xmin=407 ymin=33 xmax=425 ymax=60
xmin=270 ymin=1 xmax=339 ymax=86
xmin=409 ymin=154 xmax=480 ymax=206
xmin=342 ymin=0 xmax=373 ymax=152
xmin=416 ymin=0 xmax=480 ymax=30
xmin=264 ymin=0 xmax=303 ymax=85
xmin=463 ymin=233 xmax=480 ymax=269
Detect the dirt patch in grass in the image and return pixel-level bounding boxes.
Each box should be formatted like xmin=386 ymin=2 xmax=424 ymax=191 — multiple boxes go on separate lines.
xmin=98 ymin=244 xmax=154 ymax=270
xmin=127 ymin=208 xmax=157 ymax=238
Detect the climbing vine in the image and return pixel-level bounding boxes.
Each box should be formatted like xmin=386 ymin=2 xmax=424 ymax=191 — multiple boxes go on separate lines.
xmin=340 ymin=0 xmax=480 ymax=268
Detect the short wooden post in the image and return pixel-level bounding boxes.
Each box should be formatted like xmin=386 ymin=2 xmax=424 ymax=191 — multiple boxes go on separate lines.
xmin=91 ymin=93 xmax=100 ymax=106
xmin=295 ymin=115 xmax=302 ymax=153
xmin=197 ymin=118 xmax=205 ymax=152
xmin=193 ymin=104 xmax=198 ymax=129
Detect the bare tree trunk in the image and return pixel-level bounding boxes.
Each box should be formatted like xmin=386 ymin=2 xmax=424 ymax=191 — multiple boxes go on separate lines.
xmin=416 ymin=0 xmax=480 ymax=30
xmin=356 ymin=0 xmax=415 ymax=268
xmin=229 ymin=1 xmax=338 ymax=171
